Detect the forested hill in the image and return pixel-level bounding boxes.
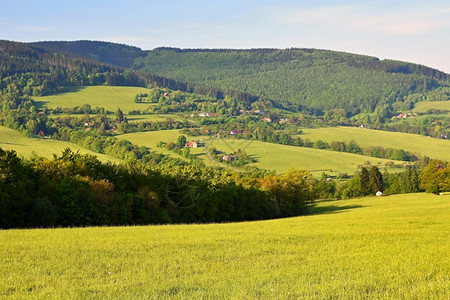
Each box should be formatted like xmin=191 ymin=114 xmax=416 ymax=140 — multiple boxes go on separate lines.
xmin=1 ymin=40 xmax=260 ymax=105
xmin=19 ymin=41 xmax=450 ymax=113
xmin=32 ymin=40 xmax=146 ymax=69
xmin=133 ymin=48 xmax=448 ymax=113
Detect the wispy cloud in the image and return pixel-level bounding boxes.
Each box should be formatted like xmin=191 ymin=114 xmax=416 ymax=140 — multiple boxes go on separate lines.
xmin=273 ymin=4 xmax=450 ymax=36
xmin=19 ymin=26 xmax=53 ymax=32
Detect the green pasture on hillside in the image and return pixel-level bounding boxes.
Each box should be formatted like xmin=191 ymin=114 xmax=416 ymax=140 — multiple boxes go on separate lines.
xmin=206 ymin=138 xmax=404 ymax=175
xmin=301 ymin=126 xmax=450 ymax=161
xmin=117 ymin=130 xmax=212 ymax=164
xmin=0 ymin=126 xmax=121 ymax=163
xmin=47 ymin=113 xmax=182 ymax=123
xmin=117 ymin=130 xmax=405 ymax=175
xmin=33 ymin=86 xmax=152 ymax=113
xmin=1 ymin=193 xmax=448 ymax=298
xmin=413 ymin=100 xmax=450 ymax=113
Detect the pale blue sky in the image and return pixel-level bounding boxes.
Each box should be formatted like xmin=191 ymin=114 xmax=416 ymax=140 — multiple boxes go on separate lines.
xmin=2 ymin=0 xmax=449 ymax=73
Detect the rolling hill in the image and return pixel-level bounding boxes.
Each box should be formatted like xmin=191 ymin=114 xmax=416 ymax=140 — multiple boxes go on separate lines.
xmin=301 ymin=126 xmax=450 ymax=161
xmin=0 ymin=125 xmax=122 ymax=163
xmin=32 ymin=41 xmax=449 ymax=114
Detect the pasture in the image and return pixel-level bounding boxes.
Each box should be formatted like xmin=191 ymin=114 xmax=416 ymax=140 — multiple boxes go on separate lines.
xmin=0 ymin=126 xmax=122 ymax=163
xmin=300 ymin=126 xmax=450 ymax=161
xmin=1 ymin=193 xmax=448 ymax=298
xmin=412 ymin=100 xmax=450 ymax=113
xmin=116 ymin=130 xmax=404 ymax=175
xmin=206 ymin=138 xmax=404 ymax=175
xmin=33 ymin=86 xmax=152 ymax=113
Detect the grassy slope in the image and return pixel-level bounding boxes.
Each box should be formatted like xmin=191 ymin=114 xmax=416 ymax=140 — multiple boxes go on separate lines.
xmin=207 ymin=138 xmax=402 ymax=175
xmin=117 ymin=130 xmax=404 ymax=175
xmin=301 ymin=126 xmax=450 ymax=160
xmin=0 ymin=126 xmax=122 ymax=163
xmin=412 ymin=100 xmax=450 ymax=113
xmin=116 ymin=130 xmax=212 ymax=165
xmin=1 ymin=193 xmax=448 ymax=298
xmin=33 ymin=86 xmax=152 ymax=113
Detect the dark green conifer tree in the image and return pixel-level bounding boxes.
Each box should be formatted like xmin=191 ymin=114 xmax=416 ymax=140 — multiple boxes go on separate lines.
xmin=369 ymin=166 xmax=383 ymax=194
xmin=359 ymin=167 xmax=370 ymax=196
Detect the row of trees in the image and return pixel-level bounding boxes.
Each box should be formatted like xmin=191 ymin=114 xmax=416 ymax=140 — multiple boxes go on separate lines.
xmin=0 ymin=148 xmax=313 ymax=228
xmin=1 ymin=146 xmax=447 ymax=229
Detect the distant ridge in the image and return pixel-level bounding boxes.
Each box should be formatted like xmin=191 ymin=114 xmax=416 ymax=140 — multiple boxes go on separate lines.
xmin=23 ymin=40 xmax=450 ymax=113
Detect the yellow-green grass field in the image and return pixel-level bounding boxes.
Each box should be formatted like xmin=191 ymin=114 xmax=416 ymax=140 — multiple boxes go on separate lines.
xmin=47 ymin=113 xmax=183 ymax=124
xmin=33 ymin=86 xmax=153 ymax=113
xmin=1 ymin=193 xmax=448 ymax=298
xmin=413 ymin=100 xmax=450 ymax=113
xmin=300 ymin=126 xmax=450 ymax=161
xmin=0 ymin=126 xmax=121 ymax=163
xmin=206 ymin=138 xmax=405 ymax=175
xmin=117 ymin=130 xmax=212 ymax=164
xmin=117 ymin=130 xmax=405 ymax=175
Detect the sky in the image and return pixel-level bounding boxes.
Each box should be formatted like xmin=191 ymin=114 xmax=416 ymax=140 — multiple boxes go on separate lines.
xmin=2 ymin=0 xmax=450 ymax=73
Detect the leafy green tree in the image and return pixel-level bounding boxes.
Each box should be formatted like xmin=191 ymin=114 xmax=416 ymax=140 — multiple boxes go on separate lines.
xmin=177 ymin=135 xmax=187 ymax=148
xmin=420 ymin=160 xmax=450 ymax=194
xmin=341 ymin=176 xmax=360 ymax=199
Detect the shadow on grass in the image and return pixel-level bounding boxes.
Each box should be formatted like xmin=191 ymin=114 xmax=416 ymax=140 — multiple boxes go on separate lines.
xmin=308 ymin=203 xmax=364 ymax=215
xmin=34 ymin=86 xmax=87 ymax=108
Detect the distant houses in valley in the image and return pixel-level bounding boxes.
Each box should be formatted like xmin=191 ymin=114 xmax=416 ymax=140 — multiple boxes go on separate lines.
xmin=198 ymin=112 xmax=218 ymax=117
xmin=229 ymin=130 xmax=242 ymax=135
xmin=185 ymin=141 xmax=198 ymax=148
xmin=185 ymin=141 xmax=204 ymax=148
xmin=222 ymin=155 xmax=236 ymax=162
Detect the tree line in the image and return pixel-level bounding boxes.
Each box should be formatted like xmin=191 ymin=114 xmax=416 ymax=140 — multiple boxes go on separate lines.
xmin=0 ymin=148 xmax=313 ymax=228
xmin=1 ymin=147 xmax=448 ymax=229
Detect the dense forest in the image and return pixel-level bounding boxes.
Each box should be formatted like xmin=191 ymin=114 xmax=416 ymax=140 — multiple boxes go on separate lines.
xmin=1 ymin=147 xmax=448 ymax=228
xmin=0 ymin=40 xmax=259 ymax=105
xmin=32 ymin=41 xmax=448 ymax=114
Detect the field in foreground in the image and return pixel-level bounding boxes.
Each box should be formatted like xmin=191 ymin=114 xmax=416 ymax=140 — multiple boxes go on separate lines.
xmin=1 ymin=193 xmax=448 ymax=298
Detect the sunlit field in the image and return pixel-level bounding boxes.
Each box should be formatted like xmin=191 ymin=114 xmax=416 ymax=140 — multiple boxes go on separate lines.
xmin=301 ymin=126 xmax=450 ymax=161
xmin=1 ymin=193 xmax=448 ymax=298
xmin=116 ymin=130 xmax=406 ymax=175
xmin=206 ymin=138 xmax=404 ymax=175
xmin=33 ymin=86 xmax=152 ymax=113
xmin=0 ymin=126 xmax=121 ymax=163
xmin=412 ymin=100 xmax=449 ymax=113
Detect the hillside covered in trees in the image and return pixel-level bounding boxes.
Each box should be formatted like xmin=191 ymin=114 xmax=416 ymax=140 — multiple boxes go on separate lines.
xmin=32 ymin=41 xmax=449 ymax=114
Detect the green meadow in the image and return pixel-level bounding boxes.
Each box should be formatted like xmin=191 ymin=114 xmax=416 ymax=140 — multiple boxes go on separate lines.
xmin=0 ymin=126 xmax=121 ymax=163
xmin=207 ymin=138 xmax=403 ymax=175
xmin=116 ymin=130 xmax=404 ymax=175
xmin=301 ymin=126 xmax=450 ymax=161
xmin=1 ymin=193 xmax=448 ymax=298
xmin=116 ymin=130 xmax=211 ymax=164
xmin=412 ymin=100 xmax=450 ymax=113
xmin=33 ymin=86 xmax=152 ymax=113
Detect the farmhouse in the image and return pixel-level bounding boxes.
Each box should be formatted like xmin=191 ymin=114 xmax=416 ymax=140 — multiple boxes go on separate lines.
xmin=229 ymin=130 xmax=242 ymax=135
xmin=222 ymin=155 xmax=236 ymax=161
xmin=185 ymin=141 xmax=198 ymax=148
xmin=396 ymin=113 xmax=410 ymax=119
